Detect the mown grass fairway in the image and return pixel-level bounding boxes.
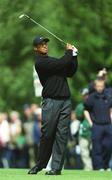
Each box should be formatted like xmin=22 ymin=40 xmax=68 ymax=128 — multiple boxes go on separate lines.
xmin=0 ymin=169 xmax=112 ymax=180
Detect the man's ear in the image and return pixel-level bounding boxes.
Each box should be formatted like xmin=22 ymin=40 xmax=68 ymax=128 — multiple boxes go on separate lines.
xmin=34 ymin=47 xmax=37 ymax=51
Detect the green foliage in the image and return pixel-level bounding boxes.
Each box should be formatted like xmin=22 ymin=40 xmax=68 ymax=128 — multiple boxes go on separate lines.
xmin=0 ymin=0 xmax=112 ymax=110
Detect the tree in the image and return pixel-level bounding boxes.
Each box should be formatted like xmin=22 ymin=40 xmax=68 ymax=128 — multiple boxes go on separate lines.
xmin=0 ymin=0 xmax=112 ymax=111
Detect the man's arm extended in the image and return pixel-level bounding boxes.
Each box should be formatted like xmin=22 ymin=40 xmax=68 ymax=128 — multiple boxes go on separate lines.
xmin=84 ymin=110 xmax=93 ymax=127
xmin=84 ymin=94 xmax=94 ymax=127
xmin=36 ymin=43 xmax=77 ymax=73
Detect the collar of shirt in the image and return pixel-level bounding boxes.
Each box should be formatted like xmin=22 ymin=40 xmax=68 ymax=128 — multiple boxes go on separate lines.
xmin=94 ymin=91 xmax=107 ymax=99
xmin=36 ymin=53 xmax=48 ymax=59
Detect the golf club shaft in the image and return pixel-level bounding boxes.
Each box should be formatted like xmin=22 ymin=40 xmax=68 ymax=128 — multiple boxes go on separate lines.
xmin=21 ymin=14 xmax=66 ymax=44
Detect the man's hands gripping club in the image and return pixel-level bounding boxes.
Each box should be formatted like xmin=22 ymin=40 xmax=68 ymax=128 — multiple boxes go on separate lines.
xmin=66 ymin=43 xmax=78 ymax=56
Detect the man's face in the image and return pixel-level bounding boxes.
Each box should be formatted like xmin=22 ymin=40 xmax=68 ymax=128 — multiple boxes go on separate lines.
xmin=35 ymin=41 xmax=48 ymax=55
xmin=24 ymin=108 xmax=32 ymax=117
xmin=95 ymin=81 xmax=105 ymax=93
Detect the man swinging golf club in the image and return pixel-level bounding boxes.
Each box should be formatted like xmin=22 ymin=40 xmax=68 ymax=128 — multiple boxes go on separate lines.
xmin=19 ymin=14 xmax=78 ymax=175
xmin=28 ymin=36 xmax=78 ymax=175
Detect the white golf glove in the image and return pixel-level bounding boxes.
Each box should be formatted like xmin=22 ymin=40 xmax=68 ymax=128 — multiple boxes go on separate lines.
xmin=72 ymin=46 xmax=78 ymax=56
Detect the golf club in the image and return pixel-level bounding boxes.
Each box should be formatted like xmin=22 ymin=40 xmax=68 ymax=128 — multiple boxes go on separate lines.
xmin=19 ymin=13 xmax=66 ymax=44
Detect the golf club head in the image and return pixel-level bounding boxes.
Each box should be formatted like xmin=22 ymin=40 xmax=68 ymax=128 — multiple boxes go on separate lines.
xmin=19 ymin=14 xmax=29 ymax=19
xmin=19 ymin=14 xmax=25 ymax=19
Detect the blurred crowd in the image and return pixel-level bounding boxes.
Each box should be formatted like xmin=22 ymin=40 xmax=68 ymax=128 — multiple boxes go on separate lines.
xmin=0 ymin=68 xmax=112 ymax=170
xmin=0 ymin=104 xmax=41 ymax=168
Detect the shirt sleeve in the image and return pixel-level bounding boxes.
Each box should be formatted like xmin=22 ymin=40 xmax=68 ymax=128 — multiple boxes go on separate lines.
xmin=84 ymin=96 xmax=94 ymax=111
xmin=65 ymin=56 xmax=78 ymax=77
xmin=75 ymin=103 xmax=84 ymax=121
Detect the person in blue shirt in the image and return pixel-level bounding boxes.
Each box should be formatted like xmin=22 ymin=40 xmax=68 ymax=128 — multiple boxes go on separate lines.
xmin=84 ymin=79 xmax=112 ymax=170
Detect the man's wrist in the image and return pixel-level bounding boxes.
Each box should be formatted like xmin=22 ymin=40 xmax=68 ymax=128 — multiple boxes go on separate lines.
xmin=90 ymin=121 xmax=93 ymax=127
xmin=72 ymin=46 xmax=78 ymax=56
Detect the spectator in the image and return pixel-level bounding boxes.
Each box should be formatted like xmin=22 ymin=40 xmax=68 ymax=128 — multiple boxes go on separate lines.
xmin=31 ymin=103 xmax=41 ymax=128
xmin=0 ymin=113 xmax=10 ymax=168
xmin=31 ymin=105 xmax=41 ymax=163
xmin=23 ymin=104 xmax=40 ymax=167
xmin=9 ymin=111 xmax=22 ymax=167
xmin=75 ymin=88 xmax=93 ymax=170
xmin=84 ymin=79 xmax=112 ymax=170
xmin=65 ymin=111 xmax=81 ymax=169
xmin=70 ymin=111 xmax=80 ymax=137
xmin=88 ymin=68 xmax=111 ymax=94
xmin=10 ymin=111 xmax=22 ymax=143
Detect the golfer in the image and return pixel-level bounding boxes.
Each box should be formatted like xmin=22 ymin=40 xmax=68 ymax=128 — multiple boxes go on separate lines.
xmin=28 ymin=36 xmax=78 ymax=175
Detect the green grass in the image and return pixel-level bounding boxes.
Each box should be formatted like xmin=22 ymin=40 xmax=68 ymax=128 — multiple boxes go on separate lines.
xmin=0 ymin=169 xmax=112 ymax=180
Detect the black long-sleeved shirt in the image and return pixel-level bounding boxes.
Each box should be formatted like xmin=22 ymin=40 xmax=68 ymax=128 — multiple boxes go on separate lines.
xmin=35 ymin=50 xmax=78 ymax=99
xmin=84 ymin=91 xmax=112 ymax=124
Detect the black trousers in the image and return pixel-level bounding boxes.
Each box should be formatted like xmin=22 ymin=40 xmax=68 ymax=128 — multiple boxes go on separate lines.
xmin=92 ymin=124 xmax=112 ymax=170
xmin=37 ymin=98 xmax=71 ymax=171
